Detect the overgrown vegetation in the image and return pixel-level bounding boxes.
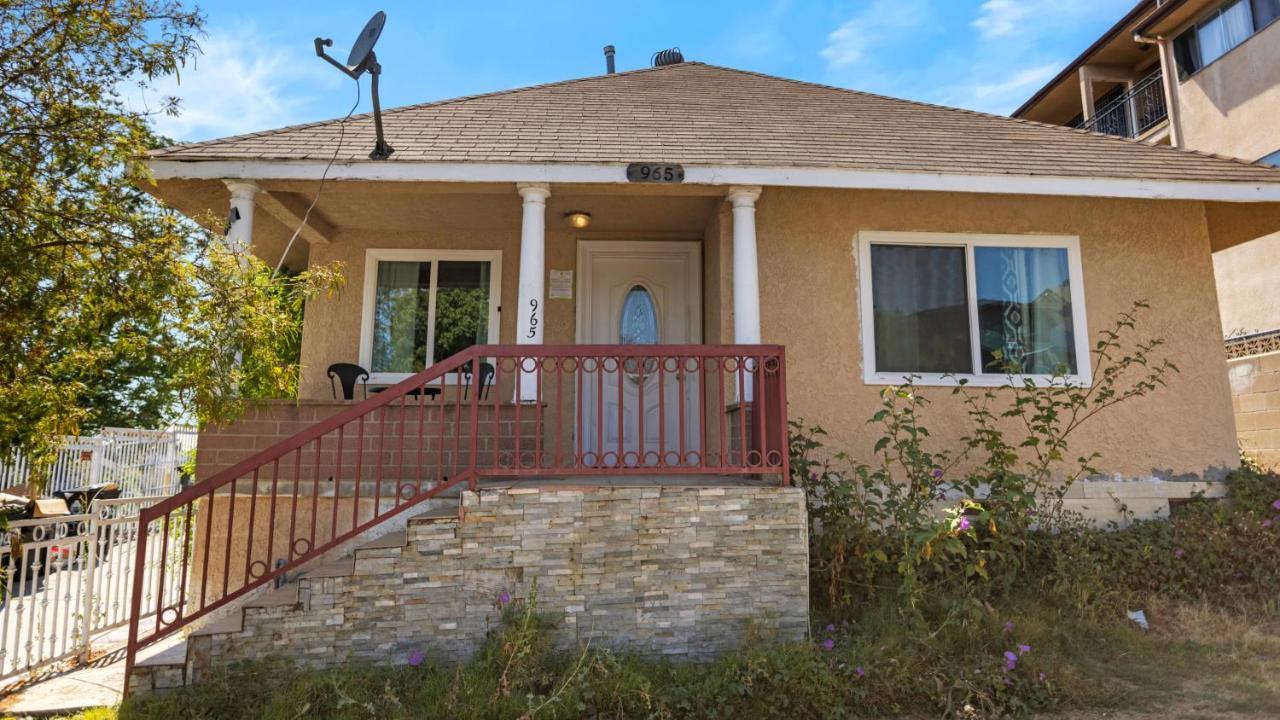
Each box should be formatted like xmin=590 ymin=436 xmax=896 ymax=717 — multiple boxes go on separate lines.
xmin=97 ymin=304 xmax=1280 ymax=719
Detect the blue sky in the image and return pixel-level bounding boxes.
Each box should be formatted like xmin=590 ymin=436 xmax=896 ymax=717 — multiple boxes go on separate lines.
xmin=140 ymin=0 xmax=1135 ymax=143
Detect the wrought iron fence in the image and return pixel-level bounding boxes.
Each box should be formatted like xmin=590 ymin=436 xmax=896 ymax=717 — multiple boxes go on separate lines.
xmin=1 ymin=496 xmax=183 ymax=683
xmin=1080 ymin=70 xmax=1168 ymax=139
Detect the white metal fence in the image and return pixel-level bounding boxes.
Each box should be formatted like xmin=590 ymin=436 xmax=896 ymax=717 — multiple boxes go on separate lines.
xmin=1 ymin=426 xmax=196 ymax=498
xmin=1 ymin=496 xmax=188 ymax=681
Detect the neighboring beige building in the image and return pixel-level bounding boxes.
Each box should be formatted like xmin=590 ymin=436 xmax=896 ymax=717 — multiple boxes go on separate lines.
xmin=1014 ymin=0 xmax=1280 ymax=466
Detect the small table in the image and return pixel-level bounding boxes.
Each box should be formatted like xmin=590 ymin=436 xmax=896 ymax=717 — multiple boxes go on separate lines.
xmin=369 ymin=386 xmax=442 ymax=400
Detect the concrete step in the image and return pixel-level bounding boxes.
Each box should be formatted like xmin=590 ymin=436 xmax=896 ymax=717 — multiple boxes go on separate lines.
xmin=244 ymin=584 xmax=299 ymax=609
xmin=355 ymin=530 xmax=406 ymax=552
xmin=409 ymin=504 xmax=459 ymax=524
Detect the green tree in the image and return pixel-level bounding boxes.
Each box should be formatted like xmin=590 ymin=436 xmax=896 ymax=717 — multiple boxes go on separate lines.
xmin=0 ymin=0 xmax=343 ymax=486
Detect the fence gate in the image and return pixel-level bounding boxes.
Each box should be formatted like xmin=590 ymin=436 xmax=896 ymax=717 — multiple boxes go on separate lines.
xmin=1 ymin=496 xmax=186 ymax=683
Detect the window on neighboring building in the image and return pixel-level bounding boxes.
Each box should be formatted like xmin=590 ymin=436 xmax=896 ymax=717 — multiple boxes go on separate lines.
xmin=1260 ymin=148 xmax=1280 ymax=166
xmin=1174 ymin=0 xmax=1280 ymax=78
xmin=859 ymin=233 xmax=1089 ymax=386
xmin=360 ymin=250 xmax=501 ymax=382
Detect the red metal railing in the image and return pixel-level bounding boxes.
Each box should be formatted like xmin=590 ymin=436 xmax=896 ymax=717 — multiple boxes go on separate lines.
xmin=123 ymin=344 xmax=787 ymax=690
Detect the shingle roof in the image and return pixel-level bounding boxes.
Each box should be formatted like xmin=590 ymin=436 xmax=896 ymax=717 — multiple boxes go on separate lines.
xmin=150 ymin=62 xmax=1280 ymax=184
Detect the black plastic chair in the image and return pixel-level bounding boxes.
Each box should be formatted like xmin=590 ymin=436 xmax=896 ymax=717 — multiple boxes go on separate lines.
xmin=327 ymin=363 xmax=370 ymax=401
xmin=463 ymin=361 xmax=495 ymax=400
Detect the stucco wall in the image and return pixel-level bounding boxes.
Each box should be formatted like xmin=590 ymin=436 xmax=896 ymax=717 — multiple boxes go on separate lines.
xmin=1177 ymin=19 xmax=1280 ymax=162
xmin=1214 ymin=230 xmax=1280 ymax=336
xmin=292 ymin=186 xmax=1237 ymax=481
xmin=751 ymin=188 xmax=1236 ymax=480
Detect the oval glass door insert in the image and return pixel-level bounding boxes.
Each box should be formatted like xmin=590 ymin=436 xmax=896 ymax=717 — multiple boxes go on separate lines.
xmin=619 ymin=285 xmax=658 ymax=344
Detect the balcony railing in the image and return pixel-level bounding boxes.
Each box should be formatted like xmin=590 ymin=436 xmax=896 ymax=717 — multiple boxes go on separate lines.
xmin=123 ymin=343 xmax=789 ymax=692
xmin=1079 ymin=70 xmax=1168 ymax=139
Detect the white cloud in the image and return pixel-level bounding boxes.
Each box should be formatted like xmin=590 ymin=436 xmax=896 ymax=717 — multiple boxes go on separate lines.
xmin=972 ymin=0 xmax=1032 ymax=39
xmin=131 ymin=24 xmax=337 ymax=142
xmin=952 ymin=62 xmax=1063 ymax=113
xmin=973 ymin=0 xmax=1123 ymax=40
xmin=821 ymin=0 xmax=934 ymax=70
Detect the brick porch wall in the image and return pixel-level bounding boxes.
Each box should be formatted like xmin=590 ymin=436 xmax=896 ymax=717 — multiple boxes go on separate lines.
xmin=196 ymin=399 xmax=542 ymax=487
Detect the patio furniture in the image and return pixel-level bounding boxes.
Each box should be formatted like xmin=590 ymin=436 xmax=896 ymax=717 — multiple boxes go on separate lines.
xmin=463 ymin=361 xmax=494 ymax=400
xmin=327 ymin=363 xmax=370 ymax=401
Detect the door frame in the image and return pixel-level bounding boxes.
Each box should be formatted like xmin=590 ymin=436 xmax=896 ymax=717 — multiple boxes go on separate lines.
xmin=574 ymin=240 xmax=704 ymax=345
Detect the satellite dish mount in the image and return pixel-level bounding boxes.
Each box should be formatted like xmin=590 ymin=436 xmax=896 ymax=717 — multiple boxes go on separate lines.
xmin=315 ymin=11 xmax=394 ymax=160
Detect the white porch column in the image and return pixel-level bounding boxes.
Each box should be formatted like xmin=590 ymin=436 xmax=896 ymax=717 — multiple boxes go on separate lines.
xmin=223 ymin=180 xmax=260 ymax=258
xmin=728 ymin=186 xmax=763 ymax=345
xmin=515 ymin=182 xmax=551 ymax=401
xmin=729 ymin=185 xmax=763 ymax=402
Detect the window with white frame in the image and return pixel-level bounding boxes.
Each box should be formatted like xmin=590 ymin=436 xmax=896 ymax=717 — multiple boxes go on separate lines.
xmin=359 ymin=249 xmax=501 ymax=382
xmin=858 ymin=233 xmax=1090 ymax=386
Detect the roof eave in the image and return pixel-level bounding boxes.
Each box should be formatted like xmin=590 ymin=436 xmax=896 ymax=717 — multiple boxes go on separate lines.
xmin=146 ymin=158 xmax=1280 ymax=203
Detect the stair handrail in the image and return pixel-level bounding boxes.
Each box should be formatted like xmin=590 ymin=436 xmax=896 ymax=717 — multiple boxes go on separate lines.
xmin=124 ymin=345 xmax=485 ymax=692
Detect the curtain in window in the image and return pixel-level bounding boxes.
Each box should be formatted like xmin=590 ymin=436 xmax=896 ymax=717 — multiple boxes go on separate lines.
xmin=372 ymin=261 xmax=432 ymax=373
xmin=974 ymin=247 xmax=1076 ymax=375
xmin=870 ymin=245 xmax=971 ymax=374
xmin=1200 ymin=0 xmax=1255 ymax=65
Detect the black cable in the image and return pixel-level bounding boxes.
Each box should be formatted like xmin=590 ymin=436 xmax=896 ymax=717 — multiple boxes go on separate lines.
xmin=272 ymin=76 xmax=362 ymax=276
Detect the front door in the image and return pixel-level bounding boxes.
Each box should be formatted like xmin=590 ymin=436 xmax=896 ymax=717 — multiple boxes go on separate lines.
xmin=577 ymin=241 xmax=702 ymax=465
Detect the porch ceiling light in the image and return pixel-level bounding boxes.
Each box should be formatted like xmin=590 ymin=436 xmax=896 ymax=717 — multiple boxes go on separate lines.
xmin=564 ymin=211 xmax=592 ymax=229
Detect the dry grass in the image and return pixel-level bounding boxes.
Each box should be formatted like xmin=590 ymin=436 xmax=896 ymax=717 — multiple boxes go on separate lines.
xmin=1041 ymin=598 xmax=1280 ymax=719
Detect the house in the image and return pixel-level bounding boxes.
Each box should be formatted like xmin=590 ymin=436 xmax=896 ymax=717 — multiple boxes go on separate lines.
xmin=124 ymin=59 xmax=1280 ymax=694
xmin=1012 ymin=0 xmax=1280 ymax=467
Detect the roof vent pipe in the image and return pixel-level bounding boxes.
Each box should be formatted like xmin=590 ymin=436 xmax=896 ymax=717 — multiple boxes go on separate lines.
xmin=652 ymin=47 xmax=684 ymax=67
xmin=604 ymin=45 xmax=616 ymax=74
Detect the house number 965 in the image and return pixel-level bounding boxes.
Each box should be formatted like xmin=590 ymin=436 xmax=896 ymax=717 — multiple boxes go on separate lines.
xmin=626 ymin=163 xmax=684 ymax=183
xmin=526 ymin=298 xmax=539 ymax=339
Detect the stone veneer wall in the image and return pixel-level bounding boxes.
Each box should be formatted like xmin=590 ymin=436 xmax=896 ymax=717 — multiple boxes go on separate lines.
xmin=189 ymin=485 xmax=808 ymax=678
xmin=1228 ymin=352 xmax=1280 ymax=470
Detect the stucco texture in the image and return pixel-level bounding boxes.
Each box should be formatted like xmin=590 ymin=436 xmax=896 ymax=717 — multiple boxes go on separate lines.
xmin=1177 ymin=19 xmax=1280 ymax=163
xmin=277 ymin=185 xmax=1237 ymax=480
xmin=753 ymin=188 xmax=1236 ymax=479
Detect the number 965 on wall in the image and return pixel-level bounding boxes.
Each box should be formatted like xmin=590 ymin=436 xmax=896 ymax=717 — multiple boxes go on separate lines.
xmin=626 ymin=163 xmax=685 ymax=183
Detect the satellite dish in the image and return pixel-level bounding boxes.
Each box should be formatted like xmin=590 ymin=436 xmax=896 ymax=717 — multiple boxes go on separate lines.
xmin=346 ymin=11 xmax=385 ymax=69
xmin=314 ymin=11 xmax=394 ymax=160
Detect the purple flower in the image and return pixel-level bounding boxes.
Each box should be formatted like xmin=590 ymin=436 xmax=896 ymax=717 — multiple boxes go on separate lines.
xmin=956 ymin=517 xmax=972 ymax=533
xmin=1272 ymin=499 xmax=1280 ymax=511
xmin=407 ymin=650 xmax=425 ymax=666
xmin=499 ymin=591 xmax=511 ymax=606
xmin=931 ymin=468 xmax=944 ymax=479
xmin=810 ymin=472 xmax=818 ymax=481
xmin=822 ymin=638 xmax=835 ymax=650
xmin=1003 ymin=651 xmax=1018 ymax=671
xmin=1039 ymin=672 xmax=1047 ymax=682
xmin=1017 ymin=644 xmax=1031 ymax=655
xmin=1264 ymin=518 xmax=1274 ymax=529
xmin=855 ymin=665 xmax=866 ymax=677
xmin=825 ymin=623 xmax=835 ymax=632
xmin=1174 ymin=548 xmax=1185 ymax=559
xmin=1002 ymin=621 xmax=1014 ymax=635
